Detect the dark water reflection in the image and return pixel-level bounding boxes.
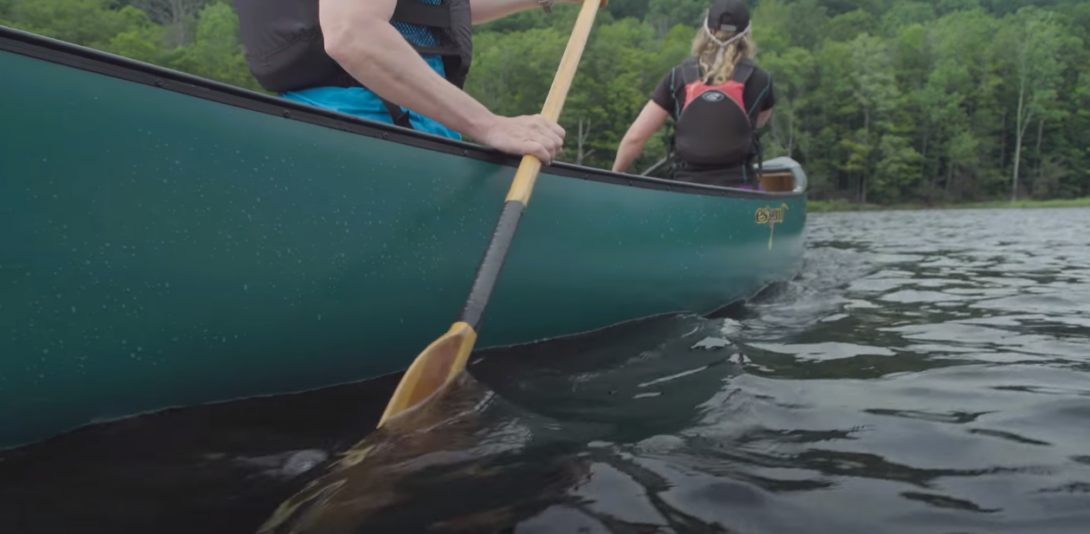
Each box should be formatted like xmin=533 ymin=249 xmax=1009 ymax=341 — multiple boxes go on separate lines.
xmin=4 ymin=207 xmax=1090 ymax=534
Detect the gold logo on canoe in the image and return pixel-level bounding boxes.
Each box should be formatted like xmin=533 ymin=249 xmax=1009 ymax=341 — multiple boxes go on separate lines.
xmin=755 ymin=203 xmax=788 ymax=250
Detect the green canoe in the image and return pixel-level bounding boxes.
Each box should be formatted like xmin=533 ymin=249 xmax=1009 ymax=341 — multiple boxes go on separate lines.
xmin=0 ymin=26 xmax=809 ymax=450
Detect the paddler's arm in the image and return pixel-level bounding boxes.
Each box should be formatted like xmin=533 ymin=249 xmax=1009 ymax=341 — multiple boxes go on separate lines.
xmin=319 ymin=0 xmax=564 ymax=163
xmin=757 ymin=109 xmax=772 ymax=128
xmin=611 ymin=100 xmax=668 ymax=174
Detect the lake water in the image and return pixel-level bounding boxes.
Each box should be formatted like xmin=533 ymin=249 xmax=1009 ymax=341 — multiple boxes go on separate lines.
xmin=3 ymin=207 xmax=1090 ymax=534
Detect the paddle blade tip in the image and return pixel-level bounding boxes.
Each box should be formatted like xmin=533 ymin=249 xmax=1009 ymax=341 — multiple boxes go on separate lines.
xmin=377 ymin=322 xmax=478 ymax=428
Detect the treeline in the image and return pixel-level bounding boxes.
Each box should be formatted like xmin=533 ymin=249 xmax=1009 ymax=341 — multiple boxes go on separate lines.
xmin=2 ymin=0 xmax=1088 ymax=204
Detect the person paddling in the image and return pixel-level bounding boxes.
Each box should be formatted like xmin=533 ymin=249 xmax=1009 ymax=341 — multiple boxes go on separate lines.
xmin=234 ymin=0 xmax=595 ymax=165
xmin=611 ymin=0 xmax=775 ymax=187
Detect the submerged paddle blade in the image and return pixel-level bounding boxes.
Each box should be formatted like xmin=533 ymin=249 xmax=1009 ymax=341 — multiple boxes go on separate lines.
xmin=377 ymin=321 xmax=478 ymax=427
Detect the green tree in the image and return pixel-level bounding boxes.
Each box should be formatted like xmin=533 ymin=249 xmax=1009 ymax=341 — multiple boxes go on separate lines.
xmin=999 ymin=7 xmax=1064 ymax=201
xmin=6 ymin=0 xmax=1090 ymax=206
xmin=168 ymin=2 xmax=259 ymax=90
xmin=847 ymin=33 xmax=901 ymax=202
xmin=646 ymin=0 xmax=703 ymax=37
xmin=4 ymin=0 xmax=147 ymax=48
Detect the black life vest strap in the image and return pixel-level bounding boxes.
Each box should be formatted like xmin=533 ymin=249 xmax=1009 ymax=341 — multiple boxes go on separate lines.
xmin=389 ymin=0 xmax=459 ymax=58
xmin=392 ymin=0 xmax=451 ymax=28
xmin=375 ymin=0 xmax=455 ymax=129
xmin=731 ymin=58 xmax=755 ymax=82
xmin=380 ymin=99 xmax=414 ymax=129
xmin=329 ymin=72 xmax=414 ymax=129
xmin=732 ymin=58 xmax=757 ymax=125
xmin=315 ymin=0 xmax=457 ymax=130
xmin=729 ymin=58 xmax=762 ymax=181
xmin=678 ymin=57 xmax=700 ymax=87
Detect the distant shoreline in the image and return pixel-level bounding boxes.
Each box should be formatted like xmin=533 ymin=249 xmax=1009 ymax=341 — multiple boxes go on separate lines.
xmin=808 ymin=197 xmax=1090 ymax=213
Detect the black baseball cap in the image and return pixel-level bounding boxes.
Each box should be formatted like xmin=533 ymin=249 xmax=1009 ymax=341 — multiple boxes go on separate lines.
xmin=707 ymin=0 xmax=750 ymax=33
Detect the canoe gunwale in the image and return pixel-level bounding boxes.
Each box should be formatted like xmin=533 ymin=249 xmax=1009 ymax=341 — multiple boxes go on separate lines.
xmin=0 ymin=25 xmax=805 ymax=201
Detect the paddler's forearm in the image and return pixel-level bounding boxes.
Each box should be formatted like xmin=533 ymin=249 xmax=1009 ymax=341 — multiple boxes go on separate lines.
xmin=320 ymin=4 xmax=496 ymax=139
xmin=757 ymin=108 xmax=772 ymax=128
xmin=470 ymin=0 xmax=545 ymax=24
xmin=612 ymin=101 xmax=667 ymax=173
xmin=612 ymin=137 xmax=643 ymax=173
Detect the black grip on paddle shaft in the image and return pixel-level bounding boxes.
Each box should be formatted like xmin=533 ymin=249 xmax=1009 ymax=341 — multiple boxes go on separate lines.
xmin=457 ymin=199 xmax=526 ymax=330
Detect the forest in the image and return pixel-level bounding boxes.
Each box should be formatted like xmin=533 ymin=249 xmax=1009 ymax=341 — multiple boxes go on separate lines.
xmin=2 ymin=0 xmax=1088 ymax=205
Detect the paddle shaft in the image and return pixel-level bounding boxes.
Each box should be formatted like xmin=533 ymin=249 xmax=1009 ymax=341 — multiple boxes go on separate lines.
xmin=457 ymin=0 xmax=600 ymax=330
xmin=374 ymin=0 xmax=601 ymax=428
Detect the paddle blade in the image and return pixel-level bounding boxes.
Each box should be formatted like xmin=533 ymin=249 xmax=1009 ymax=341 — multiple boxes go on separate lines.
xmin=377 ymin=321 xmax=478 ymax=428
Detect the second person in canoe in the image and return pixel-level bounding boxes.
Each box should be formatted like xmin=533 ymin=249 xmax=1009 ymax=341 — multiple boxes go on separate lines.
xmin=611 ymin=0 xmax=776 ymax=188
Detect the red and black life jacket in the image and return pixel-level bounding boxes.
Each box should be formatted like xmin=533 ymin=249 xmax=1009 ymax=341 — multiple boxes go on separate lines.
xmin=672 ymin=56 xmax=758 ymax=169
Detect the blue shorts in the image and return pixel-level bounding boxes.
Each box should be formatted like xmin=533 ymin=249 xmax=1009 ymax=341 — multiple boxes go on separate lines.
xmin=280 ymin=54 xmax=461 ymax=141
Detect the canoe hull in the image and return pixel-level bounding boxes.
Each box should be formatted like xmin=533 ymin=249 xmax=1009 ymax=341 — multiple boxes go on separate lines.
xmin=0 ymin=27 xmax=807 ymax=449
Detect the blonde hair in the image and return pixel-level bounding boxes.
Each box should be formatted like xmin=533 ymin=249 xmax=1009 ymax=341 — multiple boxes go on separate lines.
xmin=690 ymin=13 xmax=757 ymax=85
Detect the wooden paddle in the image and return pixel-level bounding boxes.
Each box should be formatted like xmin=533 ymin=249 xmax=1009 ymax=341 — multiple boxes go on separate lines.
xmin=375 ymin=0 xmax=605 ymax=428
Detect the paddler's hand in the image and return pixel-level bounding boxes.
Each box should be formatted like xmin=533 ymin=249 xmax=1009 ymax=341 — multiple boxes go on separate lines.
xmin=475 ymin=114 xmax=566 ymax=165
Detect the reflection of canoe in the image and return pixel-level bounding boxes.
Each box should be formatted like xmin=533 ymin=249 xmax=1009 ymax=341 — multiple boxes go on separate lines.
xmin=0 ymin=25 xmax=809 ymax=450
